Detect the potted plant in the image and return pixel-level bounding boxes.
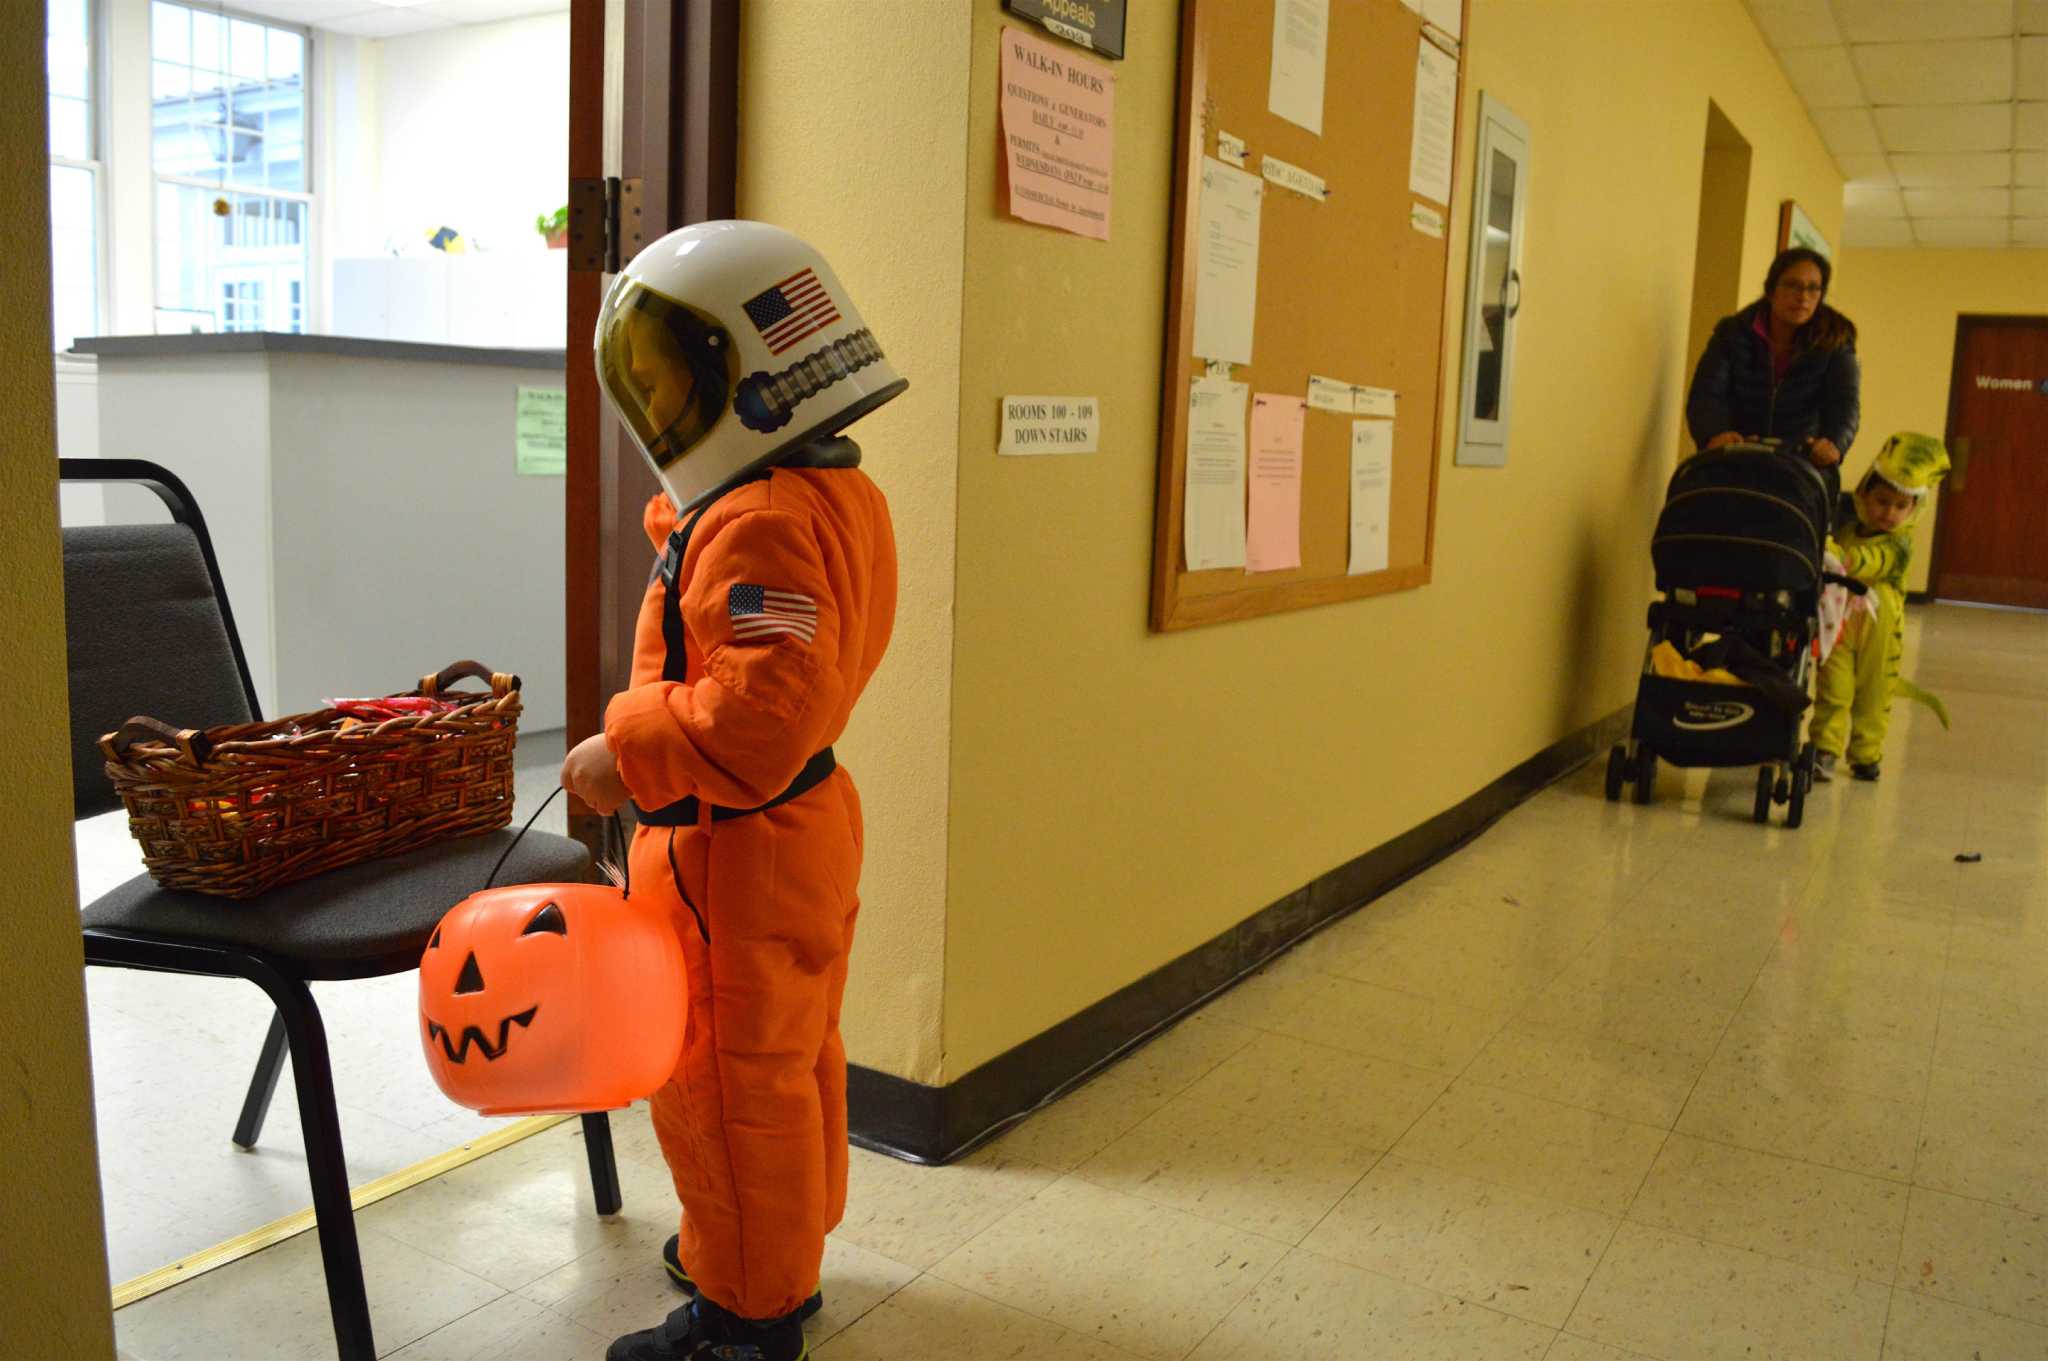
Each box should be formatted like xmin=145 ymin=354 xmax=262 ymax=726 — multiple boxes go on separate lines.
xmin=536 ymin=205 xmax=569 ymax=249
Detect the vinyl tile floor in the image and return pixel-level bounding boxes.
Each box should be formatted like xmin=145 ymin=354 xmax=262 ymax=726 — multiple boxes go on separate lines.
xmin=111 ymin=605 xmax=2048 ymax=1360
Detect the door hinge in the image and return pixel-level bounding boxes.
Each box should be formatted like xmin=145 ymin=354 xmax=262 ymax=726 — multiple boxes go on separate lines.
xmin=569 ymin=177 xmax=646 ymax=274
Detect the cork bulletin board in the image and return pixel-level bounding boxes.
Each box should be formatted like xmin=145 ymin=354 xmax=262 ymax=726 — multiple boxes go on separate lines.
xmin=1150 ymin=0 xmax=1469 ymax=631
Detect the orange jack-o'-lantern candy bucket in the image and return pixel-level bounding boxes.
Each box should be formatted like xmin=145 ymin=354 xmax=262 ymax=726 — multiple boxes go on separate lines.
xmin=419 ymin=874 xmax=685 ymax=1117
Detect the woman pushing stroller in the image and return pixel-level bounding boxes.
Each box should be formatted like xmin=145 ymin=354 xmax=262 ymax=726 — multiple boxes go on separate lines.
xmin=1687 ymin=247 xmax=1860 ymax=477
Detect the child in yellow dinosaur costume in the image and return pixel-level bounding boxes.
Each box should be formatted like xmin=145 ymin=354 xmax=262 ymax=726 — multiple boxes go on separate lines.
xmin=1811 ymin=432 xmax=1951 ymax=783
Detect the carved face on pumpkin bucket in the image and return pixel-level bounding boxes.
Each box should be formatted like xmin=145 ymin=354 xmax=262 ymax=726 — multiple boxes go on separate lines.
xmin=418 ymin=882 xmax=687 ymax=1117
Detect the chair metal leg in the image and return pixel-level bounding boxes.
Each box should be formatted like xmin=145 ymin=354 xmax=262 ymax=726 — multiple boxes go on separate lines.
xmin=83 ymin=933 xmax=376 ymax=1361
xmin=267 ymin=975 xmax=376 ymax=1361
xmin=581 ymin=1111 xmax=623 ymax=1215
xmin=232 ymin=1010 xmax=289 ymax=1149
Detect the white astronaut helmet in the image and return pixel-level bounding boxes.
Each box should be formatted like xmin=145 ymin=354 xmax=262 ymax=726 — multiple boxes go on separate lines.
xmin=595 ymin=220 xmax=907 ymax=512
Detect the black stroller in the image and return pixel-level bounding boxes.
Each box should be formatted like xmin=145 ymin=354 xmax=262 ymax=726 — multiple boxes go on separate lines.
xmin=1606 ymin=442 xmax=1854 ymax=828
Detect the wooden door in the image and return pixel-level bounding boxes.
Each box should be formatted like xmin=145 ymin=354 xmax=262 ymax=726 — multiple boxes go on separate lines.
xmin=564 ymin=0 xmax=738 ymax=854
xmin=1931 ymin=316 xmax=2048 ymax=609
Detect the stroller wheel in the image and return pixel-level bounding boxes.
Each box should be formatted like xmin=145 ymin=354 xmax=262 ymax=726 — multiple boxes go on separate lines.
xmin=1632 ymin=749 xmax=1656 ymax=805
xmin=1753 ymin=766 xmax=1774 ymax=824
xmin=1774 ymin=772 xmax=1792 ymax=804
xmin=1787 ymin=744 xmax=1814 ymax=830
xmin=1605 ymin=745 xmax=1627 ymax=802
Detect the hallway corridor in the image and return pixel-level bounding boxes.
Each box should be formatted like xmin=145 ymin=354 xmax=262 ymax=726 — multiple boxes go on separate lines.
xmin=113 ymin=603 xmax=2047 ymax=1361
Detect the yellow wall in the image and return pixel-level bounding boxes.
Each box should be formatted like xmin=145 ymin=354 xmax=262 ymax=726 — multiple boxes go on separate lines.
xmin=737 ymin=1 xmax=972 ymax=1083
xmin=0 ymin=3 xmax=115 ymax=1352
xmin=1832 ymin=248 xmax=2048 ymax=593
xmin=939 ymin=0 xmax=1844 ymax=1077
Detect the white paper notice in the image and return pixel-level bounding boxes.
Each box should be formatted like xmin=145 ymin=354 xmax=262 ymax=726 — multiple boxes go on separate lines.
xmin=1353 ymin=385 xmax=1397 ymax=419
xmin=1410 ymin=202 xmax=1446 ymax=238
xmin=1261 ymin=155 xmax=1328 ymax=203
xmin=1267 ymin=0 xmax=1329 ymax=136
xmin=1307 ymin=374 xmax=1353 ymax=413
xmin=1424 ymin=0 xmax=1462 ymax=40
xmin=1408 ymin=38 xmax=1457 ymax=206
xmin=999 ymin=395 xmax=1100 ymax=455
xmin=1192 ymin=157 xmax=1262 ymax=367
xmin=1185 ymin=377 xmax=1248 ymax=571
xmin=1217 ymin=129 xmax=1248 ymax=169
xmin=1349 ymin=419 xmax=1394 ymax=575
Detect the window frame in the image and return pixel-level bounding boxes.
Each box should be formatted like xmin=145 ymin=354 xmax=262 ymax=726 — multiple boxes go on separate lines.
xmin=48 ymin=0 xmax=107 ymax=356
xmin=147 ymin=0 xmax=316 ymax=337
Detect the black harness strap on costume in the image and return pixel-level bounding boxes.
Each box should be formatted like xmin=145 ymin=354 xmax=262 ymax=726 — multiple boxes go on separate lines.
xmin=637 ymin=467 xmax=833 ymax=828
xmin=637 ymin=747 xmax=838 ymax=828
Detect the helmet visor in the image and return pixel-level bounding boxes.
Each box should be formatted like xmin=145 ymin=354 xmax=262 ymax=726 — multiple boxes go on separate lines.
xmin=596 ymin=279 xmax=739 ymax=470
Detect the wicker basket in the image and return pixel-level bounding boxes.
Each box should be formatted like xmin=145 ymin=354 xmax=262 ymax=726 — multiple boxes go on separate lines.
xmin=101 ymin=660 xmax=523 ymax=900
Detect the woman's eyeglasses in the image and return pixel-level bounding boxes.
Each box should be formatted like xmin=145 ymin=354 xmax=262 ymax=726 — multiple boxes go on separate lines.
xmin=1775 ymin=280 xmax=1825 ymax=296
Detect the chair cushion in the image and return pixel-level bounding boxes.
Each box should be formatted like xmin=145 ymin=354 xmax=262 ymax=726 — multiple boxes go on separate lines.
xmin=82 ymin=829 xmax=593 ymax=980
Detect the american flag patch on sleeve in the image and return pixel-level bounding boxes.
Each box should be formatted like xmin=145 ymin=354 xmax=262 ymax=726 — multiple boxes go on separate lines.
xmin=727 ymin=583 xmax=818 ymax=643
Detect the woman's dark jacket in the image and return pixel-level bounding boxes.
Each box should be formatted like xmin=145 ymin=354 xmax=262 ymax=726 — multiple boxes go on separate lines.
xmin=1685 ymin=300 xmax=1861 ymax=454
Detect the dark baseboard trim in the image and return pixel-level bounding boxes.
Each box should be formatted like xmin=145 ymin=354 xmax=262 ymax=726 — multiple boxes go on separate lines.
xmin=847 ymin=704 xmax=1634 ymax=1165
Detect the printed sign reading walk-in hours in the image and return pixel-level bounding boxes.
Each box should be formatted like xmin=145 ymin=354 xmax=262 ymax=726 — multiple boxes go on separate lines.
xmin=999 ymin=25 xmax=1115 ymax=241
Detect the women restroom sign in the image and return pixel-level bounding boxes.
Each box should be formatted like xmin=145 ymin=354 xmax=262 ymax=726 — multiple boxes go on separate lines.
xmin=999 ymin=395 xmax=1101 ymax=455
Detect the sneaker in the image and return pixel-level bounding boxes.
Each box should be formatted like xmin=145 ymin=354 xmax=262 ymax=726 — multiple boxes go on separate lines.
xmin=607 ymin=1297 xmax=808 ymax=1361
xmin=663 ymin=1235 xmax=823 ymax=1323
xmin=1851 ymin=761 xmax=1881 ymax=782
xmin=1812 ymin=752 xmax=1836 ymax=783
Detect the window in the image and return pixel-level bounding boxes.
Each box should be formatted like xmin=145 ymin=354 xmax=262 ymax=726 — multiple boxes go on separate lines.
xmin=47 ymin=0 xmax=100 ymax=352
xmin=151 ymin=1 xmax=309 ymax=334
xmin=1455 ymin=94 xmax=1531 ymax=468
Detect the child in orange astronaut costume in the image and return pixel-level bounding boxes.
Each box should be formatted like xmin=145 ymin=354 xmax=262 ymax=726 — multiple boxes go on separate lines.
xmin=561 ymin=221 xmax=902 ymax=1361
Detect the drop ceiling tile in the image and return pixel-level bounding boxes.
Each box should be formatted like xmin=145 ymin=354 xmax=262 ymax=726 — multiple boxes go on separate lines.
xmin=1744 ymin=0 xmax=1844 ymax=48
xmin=2015 ymin=218 xmax=2048 ymax=243
xmin=1841 ymin=217 xmax=1917 ymax=246
xmin=323 ymin=9 xmax=450 ymax=37
xmin=1834 ymin=153 xmax=1895 ymax=181
xmin=1913 ymin=217 xmax=2014 ymax=245
xmin=2017 ymin=187 xmax=2048 ymax=213
xmin=1816 ymin=107 xmax=1885 ymax=156
xmin=1875 ymin=104 xmax=2013 ymax=152
xmin=2023 ymin=37 xmax=2048 ymax=99
xmin=1891 ymin=151 xmax=2016 ymax=185
xmin=2022 ymin=152 xmax=2048 ymax=183
xmin=1781 ymin=46 xmax=1869 ymax=107
xmin=1845 ymin=183 xmax=1908 ymax=216
xmin=1904 ymin=186 xmax=2013 ymax=215
xmin=1853 ymin=39 xmax=2015 ymax=104
xmin=1836 ymin=1 xmax=2015 ymax=42
xmin=225 ymin=1 xmax=387 ymax=24
xmin=418 ymin=0 xmax=570 ymax=21
xmin=2023 ymin=104 xmax=2048 ymax=148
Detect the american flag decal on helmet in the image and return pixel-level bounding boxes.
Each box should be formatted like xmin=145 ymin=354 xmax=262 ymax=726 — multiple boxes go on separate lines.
xmin=741 ymin=268 xmax=841 ymax=356
xmin=728 ymin=583 xmax=817 ymax=643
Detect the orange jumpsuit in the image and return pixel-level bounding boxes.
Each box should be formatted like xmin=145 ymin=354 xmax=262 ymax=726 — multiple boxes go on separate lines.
xmin=604 ymin=464 xmax=895 ymax=1322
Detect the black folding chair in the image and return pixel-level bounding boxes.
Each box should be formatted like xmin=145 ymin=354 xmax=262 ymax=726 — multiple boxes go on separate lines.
xmin=61 ymin=458 xmax=621 ymax=1361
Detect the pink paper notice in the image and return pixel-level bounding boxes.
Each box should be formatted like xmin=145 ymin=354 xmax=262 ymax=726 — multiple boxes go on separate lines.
xmin=1245 ymin=394 xmax=1305 ymax=572
xmin=999 ymin=26 xmax=1114 ymax=241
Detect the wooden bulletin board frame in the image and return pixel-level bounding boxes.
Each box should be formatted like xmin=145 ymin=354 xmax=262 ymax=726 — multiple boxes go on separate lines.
xmin=1150 ymin=0 xmax=1469 ymax=631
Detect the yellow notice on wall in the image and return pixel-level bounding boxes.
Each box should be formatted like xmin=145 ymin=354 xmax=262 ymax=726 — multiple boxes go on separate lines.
xmin=515 ymin=386 xmax=566 ymax=476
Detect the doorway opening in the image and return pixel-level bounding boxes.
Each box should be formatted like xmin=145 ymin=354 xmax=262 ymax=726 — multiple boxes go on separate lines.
xmin=1681 ymin=102 xmax=1752 ymax=457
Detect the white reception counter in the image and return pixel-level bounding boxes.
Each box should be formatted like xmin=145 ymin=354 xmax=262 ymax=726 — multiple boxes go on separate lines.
xmin=74 ymin=332 xmax=568 ymax=733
